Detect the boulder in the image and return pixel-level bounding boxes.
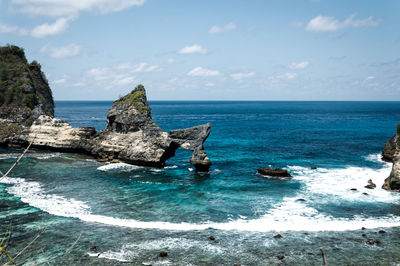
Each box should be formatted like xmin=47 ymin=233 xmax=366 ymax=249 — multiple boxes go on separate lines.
xmin=257 ymin=168 xmax=292 ymax=178
xmin=364 ymin=179 xmax=376 ymax=189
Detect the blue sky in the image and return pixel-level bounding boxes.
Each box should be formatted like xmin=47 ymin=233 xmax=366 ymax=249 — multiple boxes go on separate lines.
xmin=0 ymin=0 xmax=399 ymax=100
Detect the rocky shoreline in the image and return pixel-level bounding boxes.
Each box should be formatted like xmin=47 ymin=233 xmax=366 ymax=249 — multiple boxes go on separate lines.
xmin=382 ymin=124 xmax=400 ymax=191
xmin=0 ymin=46 xmax=211 ymax=172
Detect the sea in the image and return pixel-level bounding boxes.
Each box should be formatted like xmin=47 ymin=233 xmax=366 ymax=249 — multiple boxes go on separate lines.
xmin=1 ymin=101 xmax=400 ymax=265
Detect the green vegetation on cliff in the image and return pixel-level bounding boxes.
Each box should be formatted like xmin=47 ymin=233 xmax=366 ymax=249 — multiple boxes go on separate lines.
xmin=0 ymin=44 xmax=54 ymax=118
xmin=115 ymin=84 xmax=150 ymax=113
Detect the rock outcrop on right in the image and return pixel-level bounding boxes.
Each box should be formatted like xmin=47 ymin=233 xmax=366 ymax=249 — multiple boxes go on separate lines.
xmin=382 ymin=124 xmax=400 ymax=191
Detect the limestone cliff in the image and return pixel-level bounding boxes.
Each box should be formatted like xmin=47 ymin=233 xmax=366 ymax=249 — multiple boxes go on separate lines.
xmin=382 ymin=124 xmax=400 ymax=191
xmin=0 ymin=45 xmax=211 ymax=172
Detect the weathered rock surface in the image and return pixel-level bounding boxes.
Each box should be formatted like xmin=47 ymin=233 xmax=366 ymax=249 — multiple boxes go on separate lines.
xmin=170 ymin=123 xmax=212 ymax=172
xmin=0 ymin=46 xmax=212 ymax=172
xmin=28 ymin=115 xmax=95 ymax=152
xmin=257 ymin=168 xmax=292 ymax=178
xmin=382 ymin=124 xmax=400 ymax=191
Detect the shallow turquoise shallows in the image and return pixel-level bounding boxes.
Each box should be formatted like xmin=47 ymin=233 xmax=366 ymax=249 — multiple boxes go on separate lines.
xmin=1 ymin=101 xmax=400 ymax=265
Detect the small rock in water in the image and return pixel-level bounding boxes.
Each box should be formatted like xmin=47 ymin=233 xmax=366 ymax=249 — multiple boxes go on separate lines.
xmin=361 ymin=227 xmax=366 ymax=230
xmin=366 ymin=239 xmax=381 ymax=245
xmin=296 ymin=198 xmax=306 ymax=202
xmin=209 ymin=236 xmax=215 ymax=241
xmin=350 ymin=188 xmax=357 ymax=191
xmin=311 ymin=166 xmax=317 ymax=170
xmin=274 ymin=234 xmax=282 ymax=239
xmin=379 ymin=230 xmax=386 ymax=234
xmin=364 ymin=179 xmax=377 ymax=189
xmin=159 ymin=251 xmax=168 ymax=257
xmin=233 ymin=264 xmax=241 ymax=266
xmin=277 ymin=255 xmax=285 ymax=260
xmin=362 ymin=192 xmax=369 ymax=195
xmin=366 ymin=239 xmax=375 ymax=245
xmin=90 ymin=246 xmax=97 ymax=251
xmin=333 ymin=247 xmax=341 ymax=251
xmin=257 ymin=168 xmax=292 ymax=178
xmin=362 ymin=234 xmax=367 ymax=237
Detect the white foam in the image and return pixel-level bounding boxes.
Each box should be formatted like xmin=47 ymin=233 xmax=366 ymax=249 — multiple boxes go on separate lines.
xmin=97 ymin=163 xmax=142 ymax=172
xmin=1 ymin=177 xmax=91 ymax=217
xmin=287 ymin=158 xmax=399 ymax=204
xmin=164 ymin=165 xmax=178 ymax=169
xmin=90 ymin=237 xmax=224 ymax=262
xmin=0 ymin=152 xmax=60 ymax=160
xmin=2 ymin=154 xmax=400 ymax=233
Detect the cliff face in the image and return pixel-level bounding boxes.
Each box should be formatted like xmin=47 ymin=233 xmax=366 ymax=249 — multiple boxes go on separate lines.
xmin=382 ymin=124 xmax=400 ymax=191
xmin=0 ymin=45 xmax=54 ymax=125
xmin=0 ymin=45 xmax=211 ymax=172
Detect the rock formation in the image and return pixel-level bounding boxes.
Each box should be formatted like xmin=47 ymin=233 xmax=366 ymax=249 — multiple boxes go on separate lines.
xmin=257 ymin=168 xmax=292 ymax=178
xmin=0 ymin=45 xmax=212 ymax=172
xmin=382 ymin=124 xmax=400 ymax=191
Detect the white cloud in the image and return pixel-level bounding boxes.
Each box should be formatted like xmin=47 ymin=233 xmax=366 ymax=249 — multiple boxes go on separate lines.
xmin=11 ymin=0 xmax=146 ymax=17
xmin=230 ymin=72 xmax=255 ymax=81
xmin=277 ymin=73 xmax=297 ymax=80
xmin=178 ymin=45 xmax=207 ymax=54
xmin=208 ymin=22 xmax=236 ymax=34
xmin=205 ymin=82 xmax=215 ymax=87
xmin=31 ymin=17 xmax=71 ymax=38
xmin=187 ymin=67 xmax=220 ymax=77
xmin=72 ymin=82 xmax=86 ymax=87
xmin=306 ymin=14 xmax=380 ymax=32
xmin=289 ymin=61 xmax=309 ymax=70
xmin=84 ymin=62 xmax=160 ymax=89
xmin=366 ymin=76 xmax=375 ymax=80
xmin=115 ymin=62 xmax=162 ymax=73
xmin=116 ymin=76 xmax=135 ymax=86
xmin=0 ymin=23 xmax=28 ymax=36
xmin=54 ymin=75 xmax=68 ymax=84
xmin=47 ymin=43 xmax=81 ymax=59
xmin=167 ymin=58 xmax=175 ymax=63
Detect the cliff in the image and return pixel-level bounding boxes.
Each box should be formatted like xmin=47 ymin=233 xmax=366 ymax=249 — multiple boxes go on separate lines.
xmin=382 ymin=124 xmax=400 ymax=191
xmin=0 ymin=45 xmax=211 ymax=172
xmin=0 ymin=45 xmax=54 ymax=124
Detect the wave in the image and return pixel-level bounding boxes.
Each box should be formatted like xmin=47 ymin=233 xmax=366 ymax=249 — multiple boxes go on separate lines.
xmin=0 ymin=152 xmax=61 ymax=160
xmin=88 ymin=237 xmax=224 ymax=262
xmin=97 ymin=163 xmax=143 ymax=172
xmin=2 ymin=153 xmax=400 ymax=233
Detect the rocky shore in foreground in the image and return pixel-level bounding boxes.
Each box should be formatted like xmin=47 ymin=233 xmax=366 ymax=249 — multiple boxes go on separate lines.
xmin=382 ymin=124 xmax=400 ymax=191
xmin=0 ymin=45 xmax=211 ymax=172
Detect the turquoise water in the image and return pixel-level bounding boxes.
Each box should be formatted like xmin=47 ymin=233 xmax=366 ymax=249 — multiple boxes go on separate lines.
xmin=1 ymin=101 xmax=400 ymax=265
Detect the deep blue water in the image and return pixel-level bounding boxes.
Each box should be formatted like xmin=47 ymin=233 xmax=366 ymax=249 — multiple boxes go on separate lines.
xmin=1 ymin=101 xmax=400 ymax=265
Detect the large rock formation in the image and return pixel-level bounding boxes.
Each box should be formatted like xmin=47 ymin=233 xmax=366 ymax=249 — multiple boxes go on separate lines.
xmin=382 ymin=124 xmax=400 ymax=191
xmin=0 ymin=45 xmax=212 ymax=172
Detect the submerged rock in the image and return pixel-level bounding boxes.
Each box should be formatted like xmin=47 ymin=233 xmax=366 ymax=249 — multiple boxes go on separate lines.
xmin=382 ymin=124 xmax=400 ymax=191
xmin=0 ymin=46 xmax=212 ymax=172
xmin=257 ymin=168 xmax=292 ymax=178
xmin=159 ymin=251 xmax=168 ymax=257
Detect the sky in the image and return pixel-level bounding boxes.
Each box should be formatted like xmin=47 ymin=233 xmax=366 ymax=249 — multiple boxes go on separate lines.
xmin=0 ymin=0 xmax=399 ymax=101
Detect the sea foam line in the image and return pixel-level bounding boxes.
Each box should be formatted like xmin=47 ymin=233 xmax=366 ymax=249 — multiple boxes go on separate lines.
xmin=2 ymin=153 xmax=400 ymax=232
